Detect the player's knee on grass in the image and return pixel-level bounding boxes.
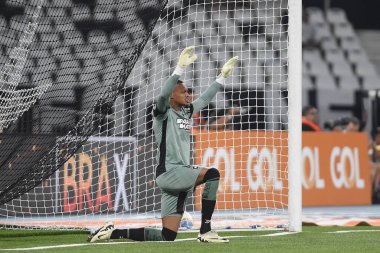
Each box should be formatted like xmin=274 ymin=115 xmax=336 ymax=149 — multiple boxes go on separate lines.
xmin=162 ymin=227 xmax=177 ymax=241
xmin=203 ymin=168 xmax=220 ymax=183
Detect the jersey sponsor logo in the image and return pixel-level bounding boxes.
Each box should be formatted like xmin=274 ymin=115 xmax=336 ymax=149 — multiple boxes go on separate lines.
xmin=177 ymin=118 xmax=191 ymax=130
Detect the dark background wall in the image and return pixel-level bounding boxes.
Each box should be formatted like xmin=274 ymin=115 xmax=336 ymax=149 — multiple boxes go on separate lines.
xmin=304 ymin=0 xmax=380 ymax=29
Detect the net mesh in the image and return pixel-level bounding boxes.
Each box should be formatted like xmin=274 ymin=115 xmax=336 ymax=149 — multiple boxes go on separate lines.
xmin=0 ymin=0 xmax=290 ymax=230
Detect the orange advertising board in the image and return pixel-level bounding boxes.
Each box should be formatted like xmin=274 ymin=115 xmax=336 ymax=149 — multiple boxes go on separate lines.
xmin=194 ymin=131 xmax=371 ymax=209
xmin=302 ymin=132 xmax=371 ymax=206
xmin=194 ymin=130 xmax=289 ymax=210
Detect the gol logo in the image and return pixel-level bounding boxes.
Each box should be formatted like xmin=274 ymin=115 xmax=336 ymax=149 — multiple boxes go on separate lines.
xmin=302 ymin=147 xmax=325 ymax=189
xmin=330 ymin=147 xmax=364 ymax=189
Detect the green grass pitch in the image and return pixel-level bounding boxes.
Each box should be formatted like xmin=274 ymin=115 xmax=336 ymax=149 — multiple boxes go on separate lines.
xmin=0 ymin=227 xmax=380 ymax=253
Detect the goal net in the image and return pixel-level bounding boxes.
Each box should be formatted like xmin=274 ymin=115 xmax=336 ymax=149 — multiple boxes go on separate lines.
xmin=0 ymin=0 xmax=302 ymax=231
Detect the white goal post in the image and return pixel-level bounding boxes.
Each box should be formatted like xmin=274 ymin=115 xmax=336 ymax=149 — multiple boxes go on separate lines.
xmin=288 ymin=0 xmax=302 ymax=232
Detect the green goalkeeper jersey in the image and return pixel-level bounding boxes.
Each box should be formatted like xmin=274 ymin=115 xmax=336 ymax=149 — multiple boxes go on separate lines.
xmin=153 ymin=74 xmax=222 ymax=178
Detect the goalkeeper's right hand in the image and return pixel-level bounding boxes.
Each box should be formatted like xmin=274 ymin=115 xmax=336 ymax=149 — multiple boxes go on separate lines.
xmin=177 ymin=46 xmax=197 ymax=69
xmin=220 ymin=56 xmax=239 ymax=78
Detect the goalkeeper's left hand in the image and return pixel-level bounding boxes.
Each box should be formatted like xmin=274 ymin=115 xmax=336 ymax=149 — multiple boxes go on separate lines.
xmin=220 ymin=56 xmax=239 ymax=78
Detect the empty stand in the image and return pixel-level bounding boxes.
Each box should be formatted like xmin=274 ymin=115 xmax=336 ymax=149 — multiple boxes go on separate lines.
xmin=303 ymin=6 xmax=380 ymax=127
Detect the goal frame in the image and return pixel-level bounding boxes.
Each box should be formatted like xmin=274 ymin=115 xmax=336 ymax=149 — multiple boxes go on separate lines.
xmin=287 ymin=0 xmax=302 ymax=232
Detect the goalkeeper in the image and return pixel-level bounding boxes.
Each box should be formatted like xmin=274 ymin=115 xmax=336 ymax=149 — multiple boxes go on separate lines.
xmin=88 ymin=47 xmax=238 ymax=243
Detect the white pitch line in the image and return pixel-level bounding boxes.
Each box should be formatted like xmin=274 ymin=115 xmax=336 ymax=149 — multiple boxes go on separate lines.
xmin=326 ymin=230 xmax=380 ymax=234
xmin=260 ymin=232 xmax=299 ymax=237
xmin=0 ymin=232 xmax=292 ymax=251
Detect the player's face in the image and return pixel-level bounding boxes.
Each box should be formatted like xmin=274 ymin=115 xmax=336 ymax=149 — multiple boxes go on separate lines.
xmin=172 ymin=83 xmax=190 ymax=106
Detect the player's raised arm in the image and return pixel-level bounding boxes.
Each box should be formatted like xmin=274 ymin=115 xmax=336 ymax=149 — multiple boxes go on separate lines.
xmin=155 ymin=46 xmax=198 ymax=114
xmin=192 ymin=56 xmax=239 ymax=113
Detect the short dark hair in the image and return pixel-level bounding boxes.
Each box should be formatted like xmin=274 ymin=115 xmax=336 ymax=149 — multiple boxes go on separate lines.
xmin=177 ymin=80 xmax=184 ymax=85
xmin=302 ymin=106 xmax=316 ymax=116
xmin=348 ymin=116 xmax=360 ymax=126
xmin=187 ymin=87 xmax=194 ymax=94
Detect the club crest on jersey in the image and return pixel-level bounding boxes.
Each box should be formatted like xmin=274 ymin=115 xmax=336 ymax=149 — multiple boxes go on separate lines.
xmin=177 ymin=118 xmax=190 ymax=130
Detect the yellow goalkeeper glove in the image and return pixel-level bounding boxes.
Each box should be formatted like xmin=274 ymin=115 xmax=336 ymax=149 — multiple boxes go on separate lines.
xmin=220 ymin=56 xmax=239 ymax=78
xmin=177 ymin=46 xmax=198 ymax=68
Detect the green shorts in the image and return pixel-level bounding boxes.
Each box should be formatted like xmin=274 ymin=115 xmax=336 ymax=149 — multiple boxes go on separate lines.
xmin=156 ymin=165 xmax=203 ymax=218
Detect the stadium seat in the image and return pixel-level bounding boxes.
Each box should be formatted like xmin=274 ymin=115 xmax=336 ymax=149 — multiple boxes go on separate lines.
xmin=125 ymin=59 xmax=149 ymax=87
xmin=302 ymin=74 xmax=314 ymax=106
xmin=88 ymin=30 xmax=109 ymax=45
xmin=79 ymin=72 xmax=99 ymax=87
xmin=97 ymin=0 xmax=117 ymax=7
xmin=194 ymin=63 xmax=219 ymax=90
xmin=71 ymin=4 xmax=92 ymax=21
xmin=9 ymin=15 xmax=27 ymax=32
xmin=305 ymin=7 xmax=325 ymax=25
xmin=93 ymin=7 xmax=115 ymax=21
xmin=347 ymin=49 xmax=369 ymax=65
xmin=24 ymin=5 xmax=37 ymax=17
xmin=325 ymin=49 xmax=346 ymax=64
xmin=362 ymin=76 xmax=380 ymax=90
xmin=104 ymin=58 xmax=125 ymax=80
xmin=174 ymin=21 xmax=197 ymax=38
xmin=20 ymin=71 xmax=33 ymax=87
xmin=321 ymin=37 xmax=339 ymax=51
xmin=55 ymin=70 xmax=78 ymax=85
xmin=35 ymin=18 xmax=55 ymax=34
xmin=337 ymin=75 xmax=360 ymax=90
xmin=58 ymin=59 xmax=82 ymax=73
xmin=303 ymin=74 xmax=314 ymax=89
xmin=309 ymin=61 xmax=330 ymax=76
xmin=257 ymin=10 xmax=278 ymax=25
xmin=94 ymin=46 xmax=116 ymax=60
xmin=46 ymin=8 xmax=69 ymax=20
xmin=333 ymin=23 xmax=355 ymax=39
xmin=36 ymin=58 xmax=58 ymax=74
xmin=0 ymin=49 xmax=7 ymax=65
xmin=73 ymin=44 xmax=95 ymax=59
xmin=257 ymin=49 xmax=276 ymax=62
xmin=317 ymin=88 xmax=355 ymax=127
xmin=38 ymin=107 xmax=77 ymax=134
xmin=83 ymin=58 xmax=104 ymax=74
xmin=39 ymin=33 xmax=62 ymax=47
xmin=55 ymin=22 xmax=77 ymax=33
xmin=215 ymin=18 xmax=236 ymax=37
xmin=246 ymin=63 xmax=265 ymax=89
xmin=272 ymin=39 xmax=287 ymax=51
xmin=303 ymin=48 xmax=323 ymax=64
xmin=265 ymin=61 xmax=287 ymax=89
xmin=331 ymin=61 xmax=354 ymax=77
xmin=302 ymin=61 xmax=310 ymax=75
xmin=62 ymin=30 xmax=85 ymax=46
xmin=314 ymin=23 xmax=333 ymax=42
xmin=314 ymin=74 xmax=336 ymax=89
xmin=247 ymin=35 xmax=267 ymax=51
xmin=51 ymin=47 xmax=73 ymax=58
xmin=5 ymin=0 xmax=23 ymax=7
xmin=110 ymin=31 xmax=132 ymax=47
xmin=187 ymin=6 xmax=209 ymax=23
xmin=265 ymin=24 xmax=285 ymax=40
xmin=0 ymin=15 xmax=7 ymax=28
xmin=116 ymin=9 xmax=140 ymax=24
xmin=340 ymin=37 xmax=362 ymax=52
xmin=210 ymin=10 xmax=230 ymax=25
xmin=234 ymin=9 xmax=254 ymax=23
xmin=326 ymin=8 xmax=348 ymax=25
xmin=355 ymin=62 xmax=378 ymax=77
xmin=50 ymin=0 xmax=73 ymax=8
